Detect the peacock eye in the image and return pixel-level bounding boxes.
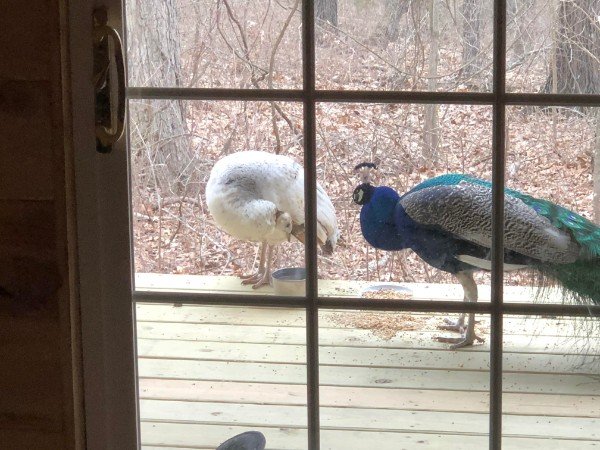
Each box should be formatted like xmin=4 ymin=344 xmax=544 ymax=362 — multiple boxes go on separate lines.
xmin=353 ymin=188 xmax=364 ymax=204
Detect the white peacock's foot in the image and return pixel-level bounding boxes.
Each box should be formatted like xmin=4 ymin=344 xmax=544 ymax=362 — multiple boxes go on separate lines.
xmin=240 ymin=272 xmax=265 ymax=285
xmin=436 ymin=333 xmax=485 ymax=349
xmin=250 ymin=271 xmax=272 ymax=289
xmin=239 ymin=270 xmax=264 ymax=281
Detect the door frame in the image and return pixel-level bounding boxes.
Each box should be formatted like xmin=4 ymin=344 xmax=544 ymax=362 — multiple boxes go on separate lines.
xmin=68 ymin=0 xmax=139 ymax=448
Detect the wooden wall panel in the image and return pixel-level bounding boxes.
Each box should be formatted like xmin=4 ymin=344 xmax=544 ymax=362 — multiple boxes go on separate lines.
xmin=0 ymin=429 xmax=64 ymax=450
xmin=0 ymin=0 xmax=82 ymax=449
xmin=0 ymin=81 xmax=54 ymax=200
xmin=0 ymin=0 xmax=50 ymax=80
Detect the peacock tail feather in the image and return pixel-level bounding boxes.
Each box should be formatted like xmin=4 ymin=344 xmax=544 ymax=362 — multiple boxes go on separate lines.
xmin=407 ymin=174 xmax=600 ymax=305
xmin=536 ymin=260 xmax=600 ymax=306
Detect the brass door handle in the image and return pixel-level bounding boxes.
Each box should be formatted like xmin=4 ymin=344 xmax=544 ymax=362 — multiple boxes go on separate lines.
xmin=93 ymin=8 xmax=126 ymax=153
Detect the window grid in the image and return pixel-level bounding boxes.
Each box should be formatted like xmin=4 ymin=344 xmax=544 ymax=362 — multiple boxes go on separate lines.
xmin=489 ymin=0 xmax=507 ymax=447
xmin=129 ymin=1 xmax=600 ymax=449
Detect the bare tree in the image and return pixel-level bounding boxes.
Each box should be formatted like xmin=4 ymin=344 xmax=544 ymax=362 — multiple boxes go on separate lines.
xmin=460 ymin=0 xmax=483 ymax=81
xmin=543 ymin=0 xmax=600 ymax=94
xmin=507 ymin=0 xmax=534 ymax=60
xmin=423 ymin=0 xmax=440 ymax=162
xmin=315 ymin=0 xmax=338 ymax=27
xmin=541 ymin=1 xmax=600 ymax=221
xmin=383 ymin=0 xmax=414 ymax=41
xmin=594 ymin=111 xmax=600 ymax=223
xmin=127 ymin=0 xmax=193 ymax=200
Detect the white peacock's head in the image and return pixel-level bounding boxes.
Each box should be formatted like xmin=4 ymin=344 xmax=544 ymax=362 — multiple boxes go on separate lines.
xmin=275 ymin=211 xmax=293 ymax=240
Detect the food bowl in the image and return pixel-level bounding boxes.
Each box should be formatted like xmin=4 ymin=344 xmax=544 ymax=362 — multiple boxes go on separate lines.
xmin=272 ymin=267 xmax=306 ymax=296
xmin=360 ymin=282 xmax=413 ymax=299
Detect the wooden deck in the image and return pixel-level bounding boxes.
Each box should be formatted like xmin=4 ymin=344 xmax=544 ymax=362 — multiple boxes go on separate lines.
xmin=135 ymin=274 xmax=600 ymax=450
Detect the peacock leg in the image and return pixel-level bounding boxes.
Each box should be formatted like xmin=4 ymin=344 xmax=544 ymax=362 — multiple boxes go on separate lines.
xmin=240 ymin=242 xmax=267 ymax=285
xmin=436 ymin=271 xmax=485 ymax=348
xmin=250 ymin=244 xmax=274 ymax=289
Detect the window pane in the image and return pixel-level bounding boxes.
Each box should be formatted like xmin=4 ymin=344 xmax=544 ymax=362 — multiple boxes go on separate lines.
xmin=129 ymin=100 xmax=306 ymax=296
xmin=316 ymin=0 xmax=494 ymax=92
xmin=506 ymin=105 xmax=598 ymax=306
xmin=502 ymin=315 xmax=600 ymax=449
xmin=503 ymin=106 xmax=600 ymax=444
xmin=317 ymin=102 xmax=494 ymax=325
xmin=137 ymin=304 xmax=308 ymax=448
xmin=506 ymin=0 xmax=600 ymax=94
xmin=319 ymin=309 xmax=491 ymax=448
xmin=126 ymin=0 xmax=302 ymax=89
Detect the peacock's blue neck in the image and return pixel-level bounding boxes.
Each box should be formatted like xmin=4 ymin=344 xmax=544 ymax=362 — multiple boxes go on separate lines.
xmin=359 ymin=186 xmax=409 ymax=251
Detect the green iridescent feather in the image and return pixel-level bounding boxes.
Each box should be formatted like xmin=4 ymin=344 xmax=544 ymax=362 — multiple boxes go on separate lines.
xmin=406 ymin=174 xmax=600 ymax=304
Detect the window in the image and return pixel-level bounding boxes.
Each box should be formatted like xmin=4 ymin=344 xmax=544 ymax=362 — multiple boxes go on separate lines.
xmin=125 ymin=1 xmax=600 ymax=449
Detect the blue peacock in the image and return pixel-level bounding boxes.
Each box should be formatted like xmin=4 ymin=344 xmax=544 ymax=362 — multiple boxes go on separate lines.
xmin=352 ymin=163 xmax=600 ymax=348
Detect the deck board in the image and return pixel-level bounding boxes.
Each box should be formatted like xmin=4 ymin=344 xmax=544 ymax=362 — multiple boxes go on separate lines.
xmin=138 ymin=379 xmax=600 ymax=417
xmin=140 ymin=422 xmax=600 ymax=450
xmin=135 ymin=274 xmax=600 ymax=449
xmin=136 ymin=338 xmax=599 ymax=373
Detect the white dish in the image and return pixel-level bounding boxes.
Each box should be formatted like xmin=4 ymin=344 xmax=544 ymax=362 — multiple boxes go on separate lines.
xmin=272 ymin=267 xmax=306 ymax=296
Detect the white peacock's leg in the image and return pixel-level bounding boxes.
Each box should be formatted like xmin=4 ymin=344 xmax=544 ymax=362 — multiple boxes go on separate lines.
xmin=436 ymin=271 xmax=485 ymax=348
xmin=240 ymin=242 xmax=267 ymax=284
xmin=251 ymin=244 xmax=274 ymax=289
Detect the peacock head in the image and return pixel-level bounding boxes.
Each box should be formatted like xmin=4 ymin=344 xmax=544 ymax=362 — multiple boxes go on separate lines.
xmin=275 ymin=210 xmax=293 ymax=241
xmin=352 ymin=183 xmax=375 ymax=205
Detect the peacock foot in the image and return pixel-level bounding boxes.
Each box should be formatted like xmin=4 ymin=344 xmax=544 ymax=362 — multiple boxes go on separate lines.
xmin=436 ymin=333 xmax=485 ymax=349
xmin=240 ymin=271 xmax=272 ymax=289
xmin=437 ymin=317 xmax=466 ymax=333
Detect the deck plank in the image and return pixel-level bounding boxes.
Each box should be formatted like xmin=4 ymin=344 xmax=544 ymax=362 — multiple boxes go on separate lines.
xmin=135 ymin=274 xmax=565 ymax=304
xmin=138 ymin=379 xmax=600 ymax=417
xmin=136 ymin=320 xmax=600 ymax=356
xmin=140 ymin=422 xmax=600 ymax=450
xmin=139 ymin=399 xmax=600 ymax=440
xmin=136 ymin=303 xmax=587 ymax=334
xmin=136 ymin=338 xmax=599 ymax=373
xmin=138 ymin=358 xmax=599 ymax=395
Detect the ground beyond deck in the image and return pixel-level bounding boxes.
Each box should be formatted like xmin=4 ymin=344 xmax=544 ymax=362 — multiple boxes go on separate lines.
xmin=135 ymin=274 xmax=600 ymax=450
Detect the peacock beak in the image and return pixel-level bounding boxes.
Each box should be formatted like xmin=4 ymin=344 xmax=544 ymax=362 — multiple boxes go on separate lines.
xmin=291 ymin=223 xmax=305 ymax=244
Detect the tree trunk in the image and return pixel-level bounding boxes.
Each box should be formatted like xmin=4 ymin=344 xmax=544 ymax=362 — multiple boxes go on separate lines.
xmin=507 ymin=0 xmax=533 ymax=59
xmin=594 ymin=111 xmax=600 ymax=223
xmin=384 ymin=0 xmax=412 ymax=42
xmin=127 ymin=0 xmax=193 ymax=197
xmin=543 ymin=0 xmax=600 ymax=94
xmin=460 ymin=0 xmax=483 ymax=81
xmin=315 ymin=0 xmax=338 ymax=27
xmin=423 ymin=0 xmax=439 ymax=163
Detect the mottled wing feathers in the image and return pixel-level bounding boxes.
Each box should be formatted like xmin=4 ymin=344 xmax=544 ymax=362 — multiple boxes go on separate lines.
xmin=399 ymin=182 xmax=580 ymax=264
xmin=513 ymin=193 xmax=600 ymax=258
xmin=406 ymin=174 xmax=600 ymax=259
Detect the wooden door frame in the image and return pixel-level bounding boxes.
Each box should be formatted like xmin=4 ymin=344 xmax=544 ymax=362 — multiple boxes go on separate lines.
xmin=68 ymin=0 xmax=139 ymax=448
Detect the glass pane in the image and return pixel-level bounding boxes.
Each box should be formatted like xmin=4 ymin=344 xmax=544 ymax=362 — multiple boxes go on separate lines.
xmin=506 ymin=0 xmax=600 ymax=94
xmin=503 ymin=107 xmax=599 ymax=447
xmin=129 ymin=100 xmax=306 ymax=296
xmin=316 ymin=0 xmax=494 ymax=91
xmin=317 ymin=102 xmax=495 ymax=334
xmin=506 ymin=105 xmax=598 ymax=305
xmin=126 ymin=0 xmax=302 ymax=89
xmin=502 ymin=315 xmax=600 ymax=449
xmin=137 ymin=304 xmax=308 ymax=448
xmin=320 ymin=309 xmax=491 ymax=448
